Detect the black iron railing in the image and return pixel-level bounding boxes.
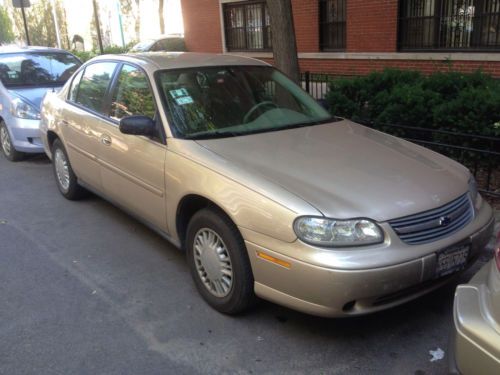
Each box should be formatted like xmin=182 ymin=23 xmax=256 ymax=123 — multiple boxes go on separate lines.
xmin=301 ymin=71 xmax=350 ymax=99
xmin=300 ymin=71 xmax=500 ymax=200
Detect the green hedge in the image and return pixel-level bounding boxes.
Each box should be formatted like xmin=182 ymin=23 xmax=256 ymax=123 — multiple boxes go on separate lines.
xmin=71 ymin=45 xmax=131 ymax=62
xmin=326 ymin=69 xmax=500 ymax=137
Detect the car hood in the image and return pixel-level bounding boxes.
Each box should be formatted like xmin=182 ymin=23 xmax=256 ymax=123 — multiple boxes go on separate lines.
xmin=8 ymin=86 xmax=61 ymax=109
xmin=196 ymin=120 xmax=470 ymax=222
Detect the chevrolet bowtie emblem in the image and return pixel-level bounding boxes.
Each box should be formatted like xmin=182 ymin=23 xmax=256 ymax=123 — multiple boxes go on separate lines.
xmin=439 ymin=216 xmax=451 ymax=227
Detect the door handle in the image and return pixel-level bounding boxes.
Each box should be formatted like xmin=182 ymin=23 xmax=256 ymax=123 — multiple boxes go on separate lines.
xmin=100 ymin=134 xmax=112 ymax=146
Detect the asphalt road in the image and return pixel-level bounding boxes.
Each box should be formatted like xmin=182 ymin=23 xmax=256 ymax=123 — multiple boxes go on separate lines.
xmin=0 ymin=153 xmax=498 ymax=375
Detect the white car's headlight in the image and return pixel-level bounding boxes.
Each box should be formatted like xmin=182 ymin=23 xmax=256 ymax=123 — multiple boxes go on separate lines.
xmin=293 ymin=217 xmax=384 ymax=247
xmin=10 ymin=98 xmax=41 ymax=120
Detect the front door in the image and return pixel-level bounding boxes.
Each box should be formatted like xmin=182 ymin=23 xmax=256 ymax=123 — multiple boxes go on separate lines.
xmin=97 ymin=64 xmax=167 ymax=230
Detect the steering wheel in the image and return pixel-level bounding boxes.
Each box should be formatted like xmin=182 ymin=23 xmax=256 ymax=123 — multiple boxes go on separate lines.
xmin=243 ymin=101 xmax=278 ymax=123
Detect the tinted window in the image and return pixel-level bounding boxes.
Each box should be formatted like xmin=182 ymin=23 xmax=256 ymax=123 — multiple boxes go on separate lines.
xmin=68 ymin=69 xmax=83 ymax=102
xmin=76 ymin=62 xmax=117 ymax=113
xmin=109 ymin=64 xmax=155 ymax=121
xmin=0 ymin=52 xmax=81 ymax=88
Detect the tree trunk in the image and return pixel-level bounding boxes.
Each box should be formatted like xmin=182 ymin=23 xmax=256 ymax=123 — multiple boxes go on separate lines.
xmin=266 ymin=0 xmax=300 ymax=83
xmin=159 ymin=0 xmax=165 ymax=34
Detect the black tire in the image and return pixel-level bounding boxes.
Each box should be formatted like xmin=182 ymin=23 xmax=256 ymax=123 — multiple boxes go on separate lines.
xmin=186 ymin=207 xmax=256 ymax=314
xmin=51 ymin=139 xmax=87 ymax=200
xmin=0 ymin=121 xmax=25 ymax=162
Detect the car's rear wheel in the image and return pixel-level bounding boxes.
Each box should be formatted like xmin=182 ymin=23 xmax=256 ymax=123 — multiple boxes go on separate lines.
xmin=186 ymin=208 xmax=256 ymax=314
xmin=0 ymin=121 xmax=25 ymax=162
xmin=52 ymin=139 xmax=87 ymax=200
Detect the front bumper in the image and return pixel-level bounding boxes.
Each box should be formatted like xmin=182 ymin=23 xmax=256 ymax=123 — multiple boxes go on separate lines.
xmin=243 ymin=200 xmax=494 ymax=317
xmin=7 ymin=117 xmax=44 ymax=153
xmin=450 ymin=261 xmax=500 ymax=375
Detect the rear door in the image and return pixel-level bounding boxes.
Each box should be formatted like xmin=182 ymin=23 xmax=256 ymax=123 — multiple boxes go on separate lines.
xmin=96 ymin=63 xmax=167 ymax=230
xmin=62 ymin=62 xmax=118 ymax=191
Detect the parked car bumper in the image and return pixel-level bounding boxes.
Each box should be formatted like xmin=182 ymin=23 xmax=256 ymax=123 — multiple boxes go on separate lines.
xmin=8 ymin=117 xmax=44 ymax=153
xmin=449 ymin=260 xmax=500 ymax=375
xmin=244 ymin=200 xmax=494 ymax=317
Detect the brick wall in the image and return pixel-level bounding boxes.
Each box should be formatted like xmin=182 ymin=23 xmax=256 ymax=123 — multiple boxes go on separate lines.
xmin=181 ymin=0 xmax=223 ymax=53
xmin=291 ymin=0 xmax=319 ymax=52
xmin=346 ymin=0 xmax=398 ymax=52
xmin=298 ymin=59 xmax=500 ymax=77
xmin=181 ymin=0 xmax=500 ymax=78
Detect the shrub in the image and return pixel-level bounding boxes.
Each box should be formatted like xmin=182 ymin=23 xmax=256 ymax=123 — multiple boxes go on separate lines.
xmin=325 ymin=68 xmax=500 ymax=138
xmin=70 ymin=43 xmax=135 ymax=62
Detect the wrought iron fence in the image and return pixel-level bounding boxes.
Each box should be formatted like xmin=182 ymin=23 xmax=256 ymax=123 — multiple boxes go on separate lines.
xmin=300 ymin=71 xmax=500 ymax=199
xmin=300 ymin=71 xmax=349 ymax=99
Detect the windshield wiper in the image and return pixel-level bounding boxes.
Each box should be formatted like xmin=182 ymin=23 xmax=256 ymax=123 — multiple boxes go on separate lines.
xmin=183 ymin=129 xmax=245 ymax=140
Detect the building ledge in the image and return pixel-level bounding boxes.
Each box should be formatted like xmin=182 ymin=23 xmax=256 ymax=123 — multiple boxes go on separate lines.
xmin=225 ymin=51 xmax=500 ymax=62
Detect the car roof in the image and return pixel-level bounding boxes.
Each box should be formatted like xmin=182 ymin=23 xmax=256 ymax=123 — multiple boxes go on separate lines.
xmin=90 ymin=52 xmax=270 ymax=72
xmin=0 ymin=45 xmax=72 ymax=55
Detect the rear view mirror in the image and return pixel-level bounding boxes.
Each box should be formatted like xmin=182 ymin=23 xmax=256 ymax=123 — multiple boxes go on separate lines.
xmin=119 ymin=115 xmax=156 ymax=136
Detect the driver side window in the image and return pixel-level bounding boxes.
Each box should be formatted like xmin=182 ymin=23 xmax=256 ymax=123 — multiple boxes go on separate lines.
xmin=109 ymin=64 xmax=156 ymax=121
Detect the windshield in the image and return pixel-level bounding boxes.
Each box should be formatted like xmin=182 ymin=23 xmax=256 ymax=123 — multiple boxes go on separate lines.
xmin=156 ymin=66 xmax=333 ymax=139
xmin=0 ymin=52 xmax=81 ymax=88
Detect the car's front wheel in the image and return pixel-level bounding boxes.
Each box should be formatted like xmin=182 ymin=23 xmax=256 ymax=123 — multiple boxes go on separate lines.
xmin=186 ymin=208 xmax=256 ymax=314
xmin=52 ymin=139 xmax=87 ymax=200
xmin=0 ymin=121 xmax=25 ymax=161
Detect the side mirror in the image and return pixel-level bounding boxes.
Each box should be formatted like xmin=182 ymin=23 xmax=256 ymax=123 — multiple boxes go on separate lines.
xmin=119 ymin=115 xmax=156 ymax=136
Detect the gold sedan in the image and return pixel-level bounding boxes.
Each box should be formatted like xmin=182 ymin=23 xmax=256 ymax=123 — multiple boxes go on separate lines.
xmin=40 ymin=53 xmax=494 ymax=317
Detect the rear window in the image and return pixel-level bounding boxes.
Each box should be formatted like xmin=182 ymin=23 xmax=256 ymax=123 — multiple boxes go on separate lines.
xmin=0 ymin=52 xmax=80 ymax=88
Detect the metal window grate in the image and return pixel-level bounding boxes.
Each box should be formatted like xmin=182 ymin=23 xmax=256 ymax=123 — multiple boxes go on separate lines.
xmin=399 ymin=0 xmax=500 ymax=51
xmin=319 ymin=0 xmax=346 ymax=51
xmin=389 ymin=193 xmax=474 ymax=245
xmin=223 ymin=1 xmax=272 ymax=52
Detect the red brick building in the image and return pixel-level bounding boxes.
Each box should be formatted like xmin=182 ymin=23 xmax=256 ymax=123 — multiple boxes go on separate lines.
xmin=180 ymin=0 xmax=500 ymax=77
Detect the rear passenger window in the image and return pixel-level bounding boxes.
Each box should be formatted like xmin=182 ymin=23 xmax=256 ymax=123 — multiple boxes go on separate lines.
xmin=75 ymin=62 xmax=117 ymax=114
xmin=109 ymin=64 xmax=156 ymax=121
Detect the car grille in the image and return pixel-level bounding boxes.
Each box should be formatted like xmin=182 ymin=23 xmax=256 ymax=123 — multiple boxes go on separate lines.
xmin=389 ymin=193 xmax=474 ymax=245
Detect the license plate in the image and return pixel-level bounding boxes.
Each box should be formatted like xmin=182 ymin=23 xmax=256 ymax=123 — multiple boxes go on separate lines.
xmin=435 ymin=243 xmax=470 ymax=278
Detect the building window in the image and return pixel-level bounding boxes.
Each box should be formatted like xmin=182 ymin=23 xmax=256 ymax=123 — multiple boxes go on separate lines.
xmin=399 ymin=0 xmax=500 ymax=50
xmin=319 ymin=0 xmax=346 ymax=51
xmin=223 ymin=1 xmax=272 ymax=51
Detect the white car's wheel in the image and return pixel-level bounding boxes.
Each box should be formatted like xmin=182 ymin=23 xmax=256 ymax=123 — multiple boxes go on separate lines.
xmin=0 ymin=121 xmax=24 ymax=161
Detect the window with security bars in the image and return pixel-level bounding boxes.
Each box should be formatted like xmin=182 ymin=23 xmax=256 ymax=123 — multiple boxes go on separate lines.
xmin=223 ymin=1 xmax=272 ymax=51
xmin=319 ymin=0 xmax=346 ymax=50
xmin=399 ymin=0 xmax=500 ymax=50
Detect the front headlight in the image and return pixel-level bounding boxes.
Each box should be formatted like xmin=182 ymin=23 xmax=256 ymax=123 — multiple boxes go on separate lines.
xmin=10 ymin=98 xmax=41 ymax=120
xmin=293 ymin=217 xmax=384 ymax=247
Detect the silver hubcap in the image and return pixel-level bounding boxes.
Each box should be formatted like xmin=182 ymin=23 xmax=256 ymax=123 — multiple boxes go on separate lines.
xmin=193 ymin=228 xmax=233 ymax=298
xmin=0 ymin=126 xmax=11 ymax=156
xmin=54 ymin=149 xmax=70 ymax=192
